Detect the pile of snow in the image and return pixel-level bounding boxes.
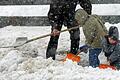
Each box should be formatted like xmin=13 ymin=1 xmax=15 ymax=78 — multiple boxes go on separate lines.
xmin=0 ymin=23 xmax=120 ymax=80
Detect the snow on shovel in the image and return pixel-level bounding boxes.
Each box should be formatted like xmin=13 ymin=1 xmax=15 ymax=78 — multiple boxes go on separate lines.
xmin=0 ymin=26 xmax=81 ymax=48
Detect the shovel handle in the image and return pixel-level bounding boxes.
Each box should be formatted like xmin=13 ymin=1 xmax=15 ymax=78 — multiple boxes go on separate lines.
xmin=0 ymin=26 xmax=80 ymax=48
xmin=26 ymin=26 xmax=80 ymax=43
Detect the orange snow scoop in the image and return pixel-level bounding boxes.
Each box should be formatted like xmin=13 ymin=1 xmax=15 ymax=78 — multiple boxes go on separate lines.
xmin=64 ymin=53 xmax=81 ymax=62
xmin=99 ymin=64 xmax=116 ymax=70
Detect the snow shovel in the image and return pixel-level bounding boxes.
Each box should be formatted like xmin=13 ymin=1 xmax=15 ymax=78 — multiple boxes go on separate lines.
xmin=64 ymin=51 xmax=81 ymax=63
xmin=63 ymin=45 xmax=88 ymax=63
xmin=99 ymin=64 xmax=116 ymax=70
xmin=0 ymin=26 xmax=80 ymax=48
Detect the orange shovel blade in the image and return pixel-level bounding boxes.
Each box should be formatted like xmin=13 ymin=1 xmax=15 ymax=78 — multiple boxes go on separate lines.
xmin=99 ymin=64 xmax=116 ymax=70
xmin=64 ymin=53 xmax=80 ymax=62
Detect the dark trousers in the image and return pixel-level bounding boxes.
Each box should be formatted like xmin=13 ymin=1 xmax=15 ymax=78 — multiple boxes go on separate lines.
xmin=46 ymin=26 xmax=80 ymax=60
xmin=89 ymin=48 xmax=102 ymax=68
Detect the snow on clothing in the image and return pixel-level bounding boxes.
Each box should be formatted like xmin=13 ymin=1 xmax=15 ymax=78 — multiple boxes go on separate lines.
xmin=48 ymin=0 xmax=92 ymax=29
xmin=75 ymin=9 xmax=107 ymax=48
xmin=75 ymin=9 xmax=107 ymax=67
xmin=101 ymin=26 xmax=120 ymax=70
xmin=46 ymin=0 xmax=92 ymax=60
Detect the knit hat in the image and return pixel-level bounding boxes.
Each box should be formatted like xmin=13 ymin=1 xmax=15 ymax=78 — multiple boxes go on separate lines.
xmin=75 ymin=9 xmax=88 ymax=25
xmin=108 ymin=26 xmax=119 ymax=40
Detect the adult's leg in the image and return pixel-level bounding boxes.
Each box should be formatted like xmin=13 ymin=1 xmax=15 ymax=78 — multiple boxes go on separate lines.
xmin=68 ymin=28 xmax=80 ymax=55
xmin=47 ymin=5 xmax=63 ymax=60
xmin=46 ymin=26 xmax=62 ymax=60
xmin=65 ymin=11 xmax=80 ymax=55
xmin=89 ymin=48 xmax=102 ymax=68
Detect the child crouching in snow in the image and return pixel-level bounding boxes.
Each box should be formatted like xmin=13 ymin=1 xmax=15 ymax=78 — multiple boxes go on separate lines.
xmin=101 ymin=26 xmax=120 ymax=70
xmin=75 ymin=9 xmax=107 ymax=68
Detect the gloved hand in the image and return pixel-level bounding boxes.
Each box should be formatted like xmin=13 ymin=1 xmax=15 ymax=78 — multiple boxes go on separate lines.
xmin=79 ymin=45 xmax=89 ymax=53
xmin=51 ymin=29 xmax=60 ymax=36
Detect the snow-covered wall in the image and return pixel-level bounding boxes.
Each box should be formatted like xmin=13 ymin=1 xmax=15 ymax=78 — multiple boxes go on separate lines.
xmin=0 ymin=0 xmax=120 ymax=27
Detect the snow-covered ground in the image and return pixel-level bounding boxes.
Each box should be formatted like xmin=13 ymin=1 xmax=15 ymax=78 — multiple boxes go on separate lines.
xmin=0 ymin=23 xmax=120 ymax=80
xmin=0 ymin=3 xmax=120 ymax=80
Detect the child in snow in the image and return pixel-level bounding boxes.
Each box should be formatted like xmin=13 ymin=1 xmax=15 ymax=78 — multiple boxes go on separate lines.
xmin=46 ymin=0 xmax=92 ymax=60
xmin=101 ymin=26 xmax=120 ymax=70
xmin=75 ymin=9 xmax=107 ymax=68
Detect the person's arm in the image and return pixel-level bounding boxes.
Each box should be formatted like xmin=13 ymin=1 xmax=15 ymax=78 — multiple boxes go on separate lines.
xmin=85 ymin=23 xmax=96 ymax=46
xmin=101 ymin=36 xmax=115 ymax=58
xmin=79 ymin=0 xmax=92 ymax=15
xmin=109 ymin=45 xmax=120 ymax=63
xmin=101 ymin=37 xmax=108 ymax=52
xmin=101 ymin=36 xmax=113 ymax=57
